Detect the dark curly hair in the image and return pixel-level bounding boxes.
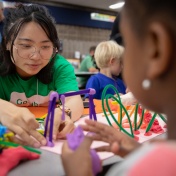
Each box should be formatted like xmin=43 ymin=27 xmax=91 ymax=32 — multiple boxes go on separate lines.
xmin=123 ymin=0 xmax=176 ymax=41
xmin=0 ymin=4 xmax=60 ymax=84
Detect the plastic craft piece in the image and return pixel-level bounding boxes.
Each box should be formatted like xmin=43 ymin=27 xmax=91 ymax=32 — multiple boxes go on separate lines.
xmin=89 ymin=88 xmax=96 ymax=95
xmin=101 ymin=85 xmax=167 ymax=139
xmin=44 ymin=89 xmax=96 ymax=147
xmin=67 ymin=126 xmax=101 ymax=176
xmin=101 ymin=84 xmax=134 ymax=138
xmin=60 ymin=95 xmax=66 ymax=121
xmin=0 ymin=125 xmax=7 ymax=137
xmin=58 ymin=89 xmax=97 ymax=121
xmin=89 ymin=94 xmax=97 ymax=121
xmin=44 ymin=92 xmax=58 ymax=147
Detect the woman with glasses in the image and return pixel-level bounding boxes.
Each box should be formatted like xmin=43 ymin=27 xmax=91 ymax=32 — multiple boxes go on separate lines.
xmin=0 ymin=4 xmax=83 ymax=147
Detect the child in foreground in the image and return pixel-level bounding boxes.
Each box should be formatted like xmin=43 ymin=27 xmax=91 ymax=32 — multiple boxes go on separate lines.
xmin=61 ymin=0 xmax=176 ymax=175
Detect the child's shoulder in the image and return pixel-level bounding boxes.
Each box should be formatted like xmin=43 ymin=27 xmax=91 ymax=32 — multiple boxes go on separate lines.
xmin=89 ymin=73 xmax=108 ymax=81
xmin=116 ymin=78 xmax=125 ymax=84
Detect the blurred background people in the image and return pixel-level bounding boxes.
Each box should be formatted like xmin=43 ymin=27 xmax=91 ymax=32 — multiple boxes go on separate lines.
xmin=86 ymin=40 xmax=126 ymax=99
xmin=78 ymin=46 xmax=99 ymax=88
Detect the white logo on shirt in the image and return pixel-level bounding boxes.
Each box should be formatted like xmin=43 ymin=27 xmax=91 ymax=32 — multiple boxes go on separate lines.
xmin=10 ymin=92 xmax=50 ymax=106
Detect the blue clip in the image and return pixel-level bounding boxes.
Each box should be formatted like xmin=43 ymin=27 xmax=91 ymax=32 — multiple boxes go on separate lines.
xmin=0 ymin=125 xmax=7 ymax=138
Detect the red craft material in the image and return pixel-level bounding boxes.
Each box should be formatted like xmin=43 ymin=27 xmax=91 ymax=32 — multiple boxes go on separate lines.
xmin=144 ymin=131 xmax=152 ymax=136
xmin=134 ymin=130 xmax=140 ymax=135
xmin=151 ymin=125 xmax=164 ymax=134
xmin=0 ymin=146 xmax=40 ymax=176
xmin=134 ymin=136 xmax=139 ymax=141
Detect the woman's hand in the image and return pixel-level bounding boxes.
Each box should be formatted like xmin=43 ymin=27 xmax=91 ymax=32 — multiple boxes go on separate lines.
xmin=61 ymin=136 xmax=96 ymax=176
xmin=52 ymin=107 xmax=75 ymax=140
xmin=0 ymin=100 xmax=46 ymax=147
xmin=81 ymin=119 xmax=141 ymax=157
xmin=51 ymin=95 xmax=83 ymax=140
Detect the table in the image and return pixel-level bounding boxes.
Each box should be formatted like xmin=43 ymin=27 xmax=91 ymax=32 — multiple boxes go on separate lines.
xmin=8 ymin=149 xmax=123 ymax=176
xmin=8 ymin=105 xmax=122 ymax=176
xmin=8 ymin=133 xmax=166 ymax=176
xmin=75 ymin=71 xmax=98 ymax=77
xmin=75 ymin=71 xmax=98 ymax=89
xmin=8 ymin=105 xmax=167 ymax=176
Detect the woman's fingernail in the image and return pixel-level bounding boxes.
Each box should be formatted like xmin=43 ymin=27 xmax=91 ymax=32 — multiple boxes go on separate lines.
xmin=53 ymin=135 xmax=56 ymax=140
xmin=86 ymin=132 xmax=95 ymax=137
xmin=34 ymin=142 xmax=40 ymax=148
xmin=41 ymin=139 xmax=46 ymax=145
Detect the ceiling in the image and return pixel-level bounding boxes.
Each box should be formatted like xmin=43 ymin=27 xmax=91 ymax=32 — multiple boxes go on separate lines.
xmin=26 ymin=0 xmax=124 ymax=13
xmin=50 ymin=0 xmax=123 ymax=12
xmin=4 ymin=0 xmax=124 ymax=15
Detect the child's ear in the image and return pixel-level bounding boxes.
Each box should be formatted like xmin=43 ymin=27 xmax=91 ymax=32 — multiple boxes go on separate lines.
xmin=145 ymin=22 xmax=173 ymax=79
xmin=109 ymin=58 xmax=115 ymax=64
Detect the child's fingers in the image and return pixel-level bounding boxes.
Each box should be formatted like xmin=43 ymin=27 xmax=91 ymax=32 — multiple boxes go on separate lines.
xmin=82 ymin=121 xmax=116 ymax=139
xmin=62 ymin=141 xmax=73 ymax=154
xmin=79 ymin=136 xmax=93 ymax=150
xmin=86 ymin=132 xmax=111 ymax=144
xmin=57 ymin=121 xmax=75 ymax=139
xmin=94 ymin=145 xmax=111 ymax=153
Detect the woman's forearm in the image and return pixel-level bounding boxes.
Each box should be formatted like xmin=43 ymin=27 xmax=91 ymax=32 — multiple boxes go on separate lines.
xmin=65 ymin=95 xmax=83 ymax=121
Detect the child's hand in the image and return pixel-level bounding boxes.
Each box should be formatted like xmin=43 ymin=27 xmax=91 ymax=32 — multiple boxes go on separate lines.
xmin=120 ymin=92 xmax=137 ymax=106
xmin=0 ymin=100 xmax=46 ymax=147
xmin=81 ymin=120 xmax=141 ymax=157
xmin=126 ymin=88 xmax=130 ymax=93
xmin=61 ymin=136 xmax=95 ymax=176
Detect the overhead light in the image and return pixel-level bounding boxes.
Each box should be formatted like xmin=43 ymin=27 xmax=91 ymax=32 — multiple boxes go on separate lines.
xmin=109 ymin=2 xmax=125 ymax=9
xmin=91 ymin=13 xmax=116 ymax=23
xmin=3 ymin=1 xmax=16 ymax=8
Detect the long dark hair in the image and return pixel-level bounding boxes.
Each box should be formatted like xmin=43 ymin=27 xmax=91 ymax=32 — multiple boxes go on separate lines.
xmin=0 ymin=4 xmax=60 ymax=84
xmin=110 ymin=14 xmax=123 ymax=45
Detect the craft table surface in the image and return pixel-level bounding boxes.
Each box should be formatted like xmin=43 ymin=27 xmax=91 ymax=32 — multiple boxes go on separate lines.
xmin=8 ymin=149 xmax=124 ymax=176
xmin=8 ymin=133 xmax=166 ymax=176
xmin=8 ymin=101 xmax=167 ymax=176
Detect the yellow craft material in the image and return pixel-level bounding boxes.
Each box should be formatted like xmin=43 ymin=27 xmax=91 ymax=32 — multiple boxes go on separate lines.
xmin=0 ymin=132 xmax=15 ymax=144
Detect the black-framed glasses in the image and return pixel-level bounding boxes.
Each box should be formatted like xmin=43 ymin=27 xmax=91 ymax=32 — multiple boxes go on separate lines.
xmin=13 ymin=44 xmax=58 ymax=60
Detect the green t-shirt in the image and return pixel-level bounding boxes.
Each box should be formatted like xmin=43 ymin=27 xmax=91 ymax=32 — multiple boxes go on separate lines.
xmin=79 ymin=55 xmax=95 ymax=72
xmin=0 ymin=54 xmax=78 ymax=106
xmin=78 ymin=55 xmax=96 ymax=87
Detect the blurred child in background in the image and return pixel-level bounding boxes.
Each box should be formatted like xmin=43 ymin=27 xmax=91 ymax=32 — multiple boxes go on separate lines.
xmin=86 ymin=40 xmax=126 ymax=99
